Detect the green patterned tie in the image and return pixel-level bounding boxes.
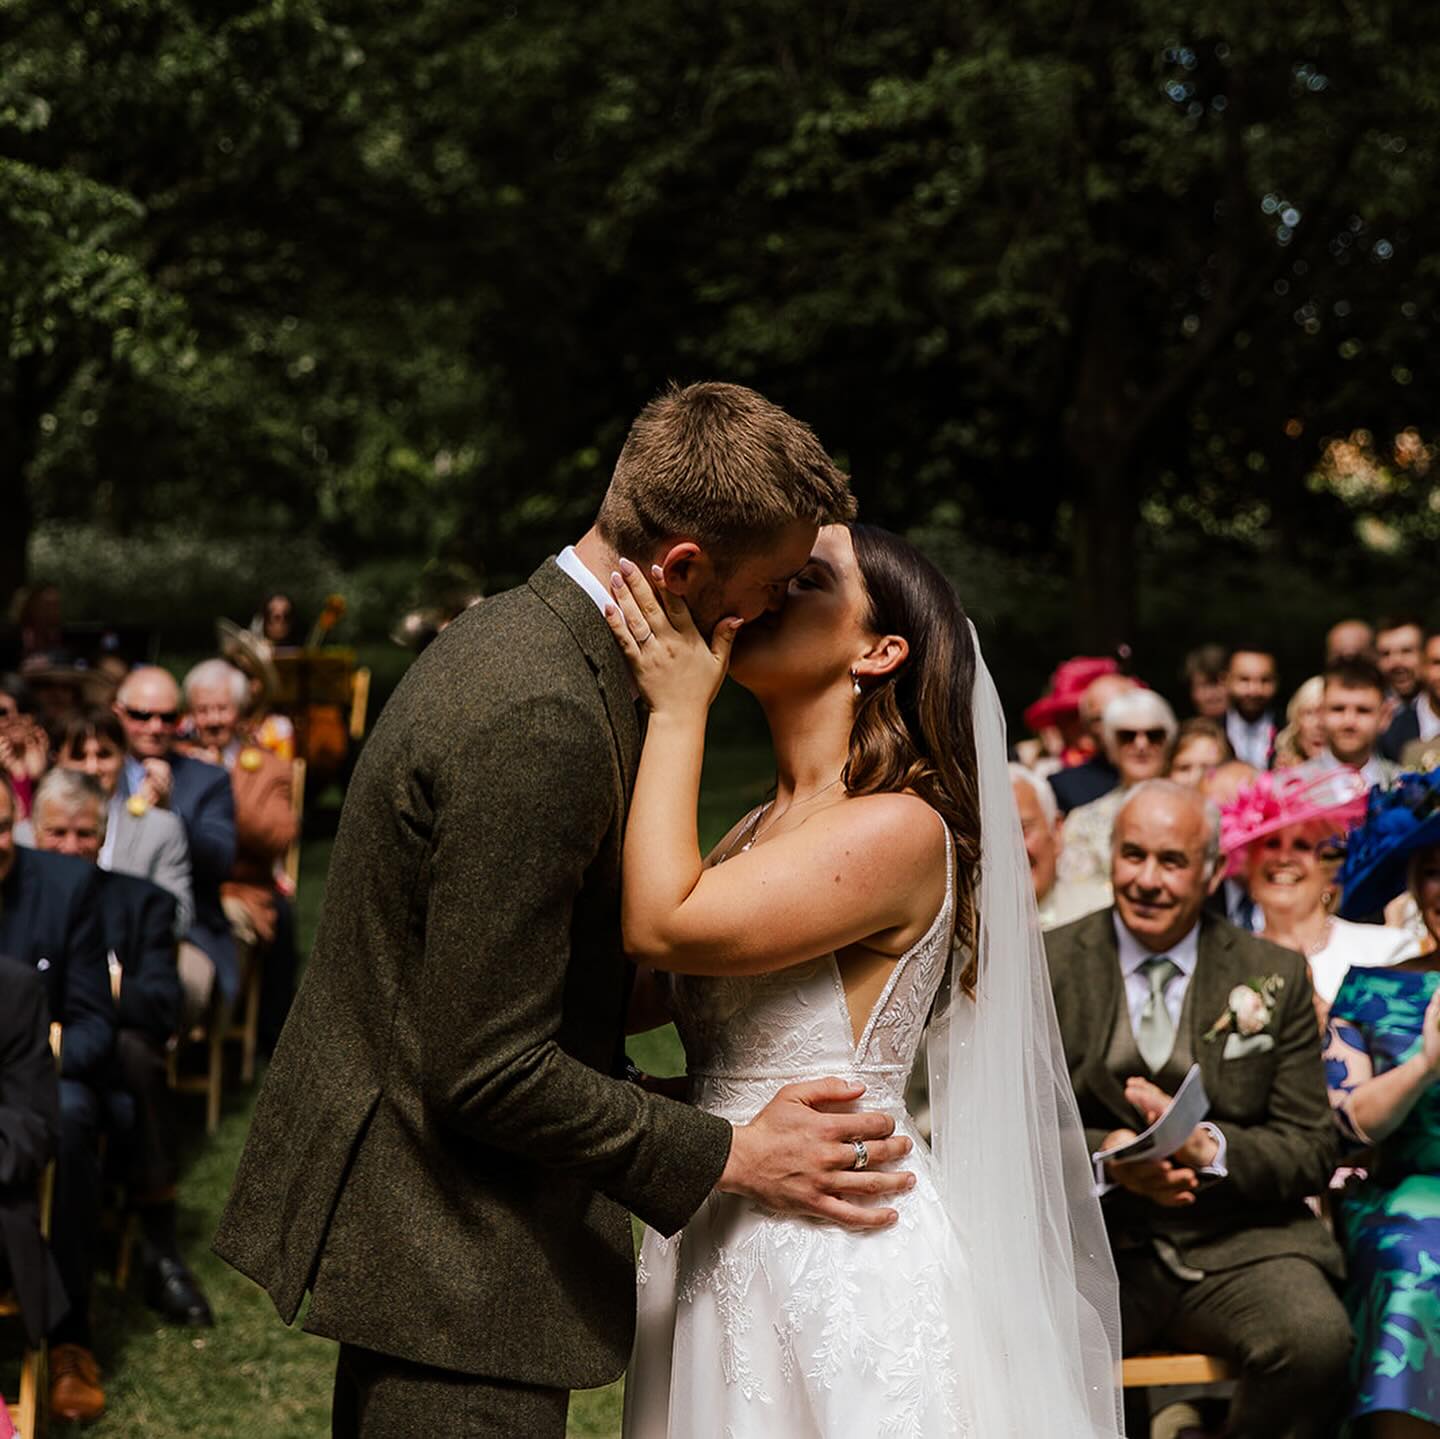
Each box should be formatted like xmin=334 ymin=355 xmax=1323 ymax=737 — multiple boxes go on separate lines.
xmin=1137 ymin=956 xmax=1181 ymax=1072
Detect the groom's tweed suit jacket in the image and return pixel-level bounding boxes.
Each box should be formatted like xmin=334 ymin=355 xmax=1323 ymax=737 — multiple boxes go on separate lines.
xmin=213 ymin=560 xmax=732 ymax=1387
xmin=1046 ymin=909 xmax=1343 ymax=1280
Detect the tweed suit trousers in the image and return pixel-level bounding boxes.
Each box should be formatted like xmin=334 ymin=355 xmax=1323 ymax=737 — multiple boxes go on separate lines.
xmin=331 ymin=1344 xmax=568 ymax=1439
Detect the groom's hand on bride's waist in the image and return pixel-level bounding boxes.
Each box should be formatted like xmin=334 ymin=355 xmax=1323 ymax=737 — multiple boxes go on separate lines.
xmin=716 ymin=1078 xmax=915 ymax=1230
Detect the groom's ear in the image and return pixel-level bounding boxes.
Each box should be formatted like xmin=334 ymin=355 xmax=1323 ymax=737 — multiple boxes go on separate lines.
xmin=654 ymin=540 xmax=705 ymax=595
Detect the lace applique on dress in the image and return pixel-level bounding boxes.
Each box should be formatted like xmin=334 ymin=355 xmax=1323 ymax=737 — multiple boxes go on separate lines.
xmin=624 ymin=813 xmax=972 ymax=1438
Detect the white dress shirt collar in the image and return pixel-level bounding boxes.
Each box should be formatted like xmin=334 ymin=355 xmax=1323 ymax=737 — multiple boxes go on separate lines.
xmin=1112 ymin=911 xmax=1200 ymax=978
xmin=555 ymin=545 xmax=615 ymax=616
xmin=1419 ymin=692 xmax=1440 ymax=743
xmin=555 ymin=547 xmax=640 ymax=700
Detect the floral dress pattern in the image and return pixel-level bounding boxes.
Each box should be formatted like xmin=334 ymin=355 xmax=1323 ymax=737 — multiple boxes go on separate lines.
xmin=1325 ymin=966 xmax=1440 ymax=1428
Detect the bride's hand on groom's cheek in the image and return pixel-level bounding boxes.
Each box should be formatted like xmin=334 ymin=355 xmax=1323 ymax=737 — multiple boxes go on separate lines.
xmin=603 ymin=557 xmax=742 ymax=716
xmin=716 ymin=1077 xmax=916 ymax=1230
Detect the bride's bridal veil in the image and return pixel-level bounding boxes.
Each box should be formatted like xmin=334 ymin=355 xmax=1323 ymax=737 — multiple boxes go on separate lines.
xmin=928 ymin=624 xmax=1126 ymax=1436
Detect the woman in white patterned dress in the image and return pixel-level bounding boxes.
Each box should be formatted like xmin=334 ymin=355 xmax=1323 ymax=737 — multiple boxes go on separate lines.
xmin=603 ymin=523 xmax=1123 ymax=1438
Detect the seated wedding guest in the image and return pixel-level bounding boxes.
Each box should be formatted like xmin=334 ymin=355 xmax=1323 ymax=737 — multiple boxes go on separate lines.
xmin=52 ymin=709 xmax=194 ymax=936
xmin=251 ymin=592 xmax=299 ymax=649
xmin=1375 ymin=616 xmax=1426 ymax=713
xmin=1273 ymin=675 xmax=1327 ymax=770
xmin=13 ymin=582 xmax=62 ymax=662
xmin=1328 ymin=618 xmax=1377 ymax=665
xmin=1010 ymin=763 xmax=1097 ymax=930
xmin=30 ymin=770 xmax=212 ymax=1332
xmin=0 ymin=674 xmax=47 ymax=819
xmin=217 ymin=621 xmax=295 ymax=763
xmin=1219 ymin=769 xmax=1415 ymax=1012
xmin=1166 ymin=717 xmax=1232 ymax=789
xmin=1050 ymin=671 xmax=1139 ymax=814
xmin=1325 ymin=769 xmax=1440 ymax=1438
xmin=0 ymin=774 xmax=114 ymax=1423
xmin=1056 ymin=689 xmax=1176 ymax=900
xmin=182 ymin=660 xmax=297 ymax=1044
xmin=1381 ymin=626 xmax=1440 ymax=766
xmin=1047 ymin=780 xmax=1351 ymax=1439
xmin=114 ymin=667 xmax=235 ymax=1029
xmin=0 ymin=958 xmax=68 ymax=1358
xmin=1224 ymin=646 xmax=1279 ymax=770
xmin=1023 ymin=656 xmax=1119 ymax=777
xmin=1183 ymin=643 xmax=1230 ymax=721
xmin=1299 ymin=658 xmax=1400 ymax=790
xmin=1202 ymin=761 xmax=1260 ymax=931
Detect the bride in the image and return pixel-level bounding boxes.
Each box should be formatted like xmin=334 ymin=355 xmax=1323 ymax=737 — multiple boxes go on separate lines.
xmin=603 ymin=523 xmax=1124 ymax=1437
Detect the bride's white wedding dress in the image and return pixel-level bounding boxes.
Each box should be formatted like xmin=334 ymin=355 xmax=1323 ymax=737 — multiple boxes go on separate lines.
xmin=625 ymin=637 xmax=1125 ymax=1438
xmin=625 ymin=815 xmax=974 ymax=1437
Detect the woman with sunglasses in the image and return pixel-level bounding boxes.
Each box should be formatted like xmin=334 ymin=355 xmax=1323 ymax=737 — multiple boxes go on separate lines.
xmin=1054 ymin=689 xmax=1178 ymax=909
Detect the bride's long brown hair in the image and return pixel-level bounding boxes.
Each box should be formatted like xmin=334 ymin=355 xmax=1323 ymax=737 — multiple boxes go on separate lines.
xmin=843 ymin=525 xmax=982 ymax=994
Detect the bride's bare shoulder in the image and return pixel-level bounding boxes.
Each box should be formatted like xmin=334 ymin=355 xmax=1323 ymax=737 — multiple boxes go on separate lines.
xmin=817 ymin=792 xmax=948 ymax=863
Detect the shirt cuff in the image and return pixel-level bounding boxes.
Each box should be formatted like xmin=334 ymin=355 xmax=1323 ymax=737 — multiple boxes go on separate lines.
xmin=1091 ymin=1122 xmax=1226 ymax=1198
xmin=1092 ymin=1152 xmax=1114 ymax=1198
xmin=1195 ymin=1122 xmax=1227 ymax=1184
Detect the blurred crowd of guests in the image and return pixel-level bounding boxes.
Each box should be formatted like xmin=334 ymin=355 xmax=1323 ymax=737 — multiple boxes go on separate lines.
xmin=0 ymin=585 xmax=302 ymax=1424
xmin=1012 ymin=620 xmax=1440 ymax=1439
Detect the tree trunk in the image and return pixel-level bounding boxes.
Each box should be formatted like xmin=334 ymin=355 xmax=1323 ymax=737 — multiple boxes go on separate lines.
xmin=1068 ymin=464 xmax=1139 ymax=654
xmin=1063 ymin=259 xmax=1145 ymax=654
xmin=0 ymin=371 xmax=36 ymax=613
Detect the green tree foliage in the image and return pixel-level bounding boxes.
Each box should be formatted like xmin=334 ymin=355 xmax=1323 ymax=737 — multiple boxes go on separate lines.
xmin=5 ymin=0 xmax=1440 ymax=647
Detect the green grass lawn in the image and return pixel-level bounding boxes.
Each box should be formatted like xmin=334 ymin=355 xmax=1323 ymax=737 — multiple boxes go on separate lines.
xmin=51 ymin=737 xmax=774 ymax=1437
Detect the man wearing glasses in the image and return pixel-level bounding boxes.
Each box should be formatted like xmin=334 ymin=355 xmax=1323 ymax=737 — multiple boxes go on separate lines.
xmin=113 ymin=667 xmax=236 ymax=1031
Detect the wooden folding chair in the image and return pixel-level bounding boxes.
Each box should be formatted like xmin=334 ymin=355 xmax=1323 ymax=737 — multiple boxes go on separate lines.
xmin=223 ymin=757 xmax=306 ymax=1087
xmin=0 ymin=1024 xmax=62 ymax=1439
xmin=1121 ymin=1351 xmax=1236 ymax=1433
xmin=168 ymin=984 xmax=225 ymax=1137
xmin=349 ymin=668 xmax=371 ymax=742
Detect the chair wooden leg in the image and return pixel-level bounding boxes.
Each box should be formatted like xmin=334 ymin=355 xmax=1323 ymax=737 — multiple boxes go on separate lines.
xmin=115 ymin=1211 xmax=139 ymax=1292
xmin=16 ymin=1337 xmax=44 ymax=1439
xmin=241 ymin=951 xmax=262 ymax=1085
xmin=206 ymin=1024 xmax=224 ymax=1136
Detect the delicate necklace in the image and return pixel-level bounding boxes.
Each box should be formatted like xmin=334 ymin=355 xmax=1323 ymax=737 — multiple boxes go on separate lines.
xmin=1302 ymin=916 xmax=1335 ymax=959
xmin=741 ymin=777 xmax=845 ymax=852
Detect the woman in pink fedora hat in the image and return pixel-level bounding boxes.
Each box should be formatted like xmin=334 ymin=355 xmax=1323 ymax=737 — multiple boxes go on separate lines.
xmin=1220 ymin=769 xmax=1418 ymax=1015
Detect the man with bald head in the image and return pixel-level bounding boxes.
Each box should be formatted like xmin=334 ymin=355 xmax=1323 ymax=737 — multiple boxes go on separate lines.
xmin=1045 ymin=781 xmax=1350 ymax=1439
xmin=1325 ymin=617 xmax=1376 ymax=665
xmin=1049 ymin=672 xmax=1138 ymax=814
xmin=114 ymin=667 xmax=236 ymax=1027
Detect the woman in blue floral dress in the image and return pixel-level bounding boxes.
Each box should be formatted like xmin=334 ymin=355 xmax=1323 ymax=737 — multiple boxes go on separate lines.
xmin=1326 ymin=771 xmax=1440 ymax=1436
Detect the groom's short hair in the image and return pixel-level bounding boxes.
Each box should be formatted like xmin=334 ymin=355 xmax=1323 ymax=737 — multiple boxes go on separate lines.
xmin=597 ymin=381 xmax=856 ymax=564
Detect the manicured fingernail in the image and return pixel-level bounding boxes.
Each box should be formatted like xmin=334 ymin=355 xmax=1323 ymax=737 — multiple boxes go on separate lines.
xmin=618 ymin=557 xmax=636 ymax=575
xmin=610 ymin=571 xmax=623 ymax=590
xmin=604 ymin=603 xmax=616 ymax=616
xmin=651 ymin=564 xmax=663 ymax=581
xmin=905 ymin=1173 xmax=918 ymax=1189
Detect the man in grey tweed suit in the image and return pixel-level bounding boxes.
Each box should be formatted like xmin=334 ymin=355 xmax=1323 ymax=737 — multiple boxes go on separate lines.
xmin=1046 ymin=780 xmax=1351 ymax=1439
xmin=215 ymin=383 xmax=916 ymax=1436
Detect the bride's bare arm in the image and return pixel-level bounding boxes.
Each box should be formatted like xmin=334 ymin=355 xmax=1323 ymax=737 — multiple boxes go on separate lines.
xmin=604 ymin=561 xmax=947 ymax=977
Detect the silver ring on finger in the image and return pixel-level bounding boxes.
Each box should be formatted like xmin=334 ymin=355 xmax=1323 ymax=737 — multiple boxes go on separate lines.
xmin=849 ymin=1139 xmax=869 ymax=1172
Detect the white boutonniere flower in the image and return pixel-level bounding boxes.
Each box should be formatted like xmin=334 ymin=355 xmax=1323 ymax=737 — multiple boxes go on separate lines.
xmin=1204 ymin=974 xmax=1285 ymax=1044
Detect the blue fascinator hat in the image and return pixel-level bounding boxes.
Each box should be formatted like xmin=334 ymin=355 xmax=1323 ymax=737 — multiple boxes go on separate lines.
xmin=1337 ymin=768 xmax=1440 ymax=920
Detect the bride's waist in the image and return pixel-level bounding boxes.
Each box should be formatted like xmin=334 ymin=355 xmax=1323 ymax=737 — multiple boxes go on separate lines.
xmin=687 ymin=1064 xmax=912 ymax=1122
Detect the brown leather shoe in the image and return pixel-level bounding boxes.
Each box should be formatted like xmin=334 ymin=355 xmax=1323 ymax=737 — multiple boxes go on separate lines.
xmin=50 ymin=1343 xmax=105 ymax=1422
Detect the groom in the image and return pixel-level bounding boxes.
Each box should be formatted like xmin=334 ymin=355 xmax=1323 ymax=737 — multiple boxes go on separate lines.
xmin=214 ymin=382 xmax=915 ymax=1437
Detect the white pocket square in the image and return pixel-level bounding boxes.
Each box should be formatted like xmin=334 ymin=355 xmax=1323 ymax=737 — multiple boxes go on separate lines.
xmin=1222 ymin=1031 xmax=1275 ymax=1059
